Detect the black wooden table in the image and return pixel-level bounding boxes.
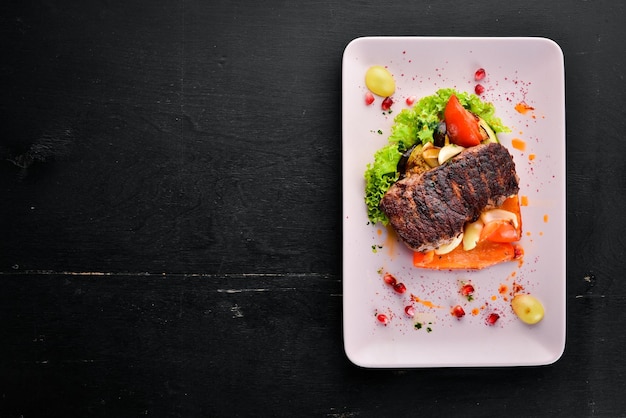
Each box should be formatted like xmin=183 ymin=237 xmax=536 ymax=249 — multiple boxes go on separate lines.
xmin=1 ymin=1 xmax=625 ymax=416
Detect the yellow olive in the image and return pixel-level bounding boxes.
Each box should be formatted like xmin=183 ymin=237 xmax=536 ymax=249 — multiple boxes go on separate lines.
xmin=365 ymin=66 xmax=395 ymax=97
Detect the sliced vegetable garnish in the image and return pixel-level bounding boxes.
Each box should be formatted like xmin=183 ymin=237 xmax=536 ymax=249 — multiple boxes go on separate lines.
xmin=412 ymin=240 xmax=522 ymax=270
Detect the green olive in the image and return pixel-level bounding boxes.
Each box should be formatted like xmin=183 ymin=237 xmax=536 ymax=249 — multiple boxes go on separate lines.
xmin=511 ymin=294 xmax=545 ymax=324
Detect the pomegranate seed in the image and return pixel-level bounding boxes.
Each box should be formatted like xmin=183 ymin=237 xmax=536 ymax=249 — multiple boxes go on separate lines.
xmin=460 ymin=283 xmax=475 ymax=301
xmin=365 ymin=91 xmax=375 ymax=105
xmin=381 ymin=96 xmax=393 ymax=111
xmin=404 ymin=305 xmax=415 ymax=317
xmin=451 ymin=305 xmax=465 ymax=318
xmin=405 ymin=96 xmax=416 ymax=106
xmin=393 ymin=282 xmax=407 ymax=294
xmin=474 ymin=68 xmax=486 ymax=81
xmin=486 ymin=313 xmax=500 ymax=325
xmin=377 ymin=313 xmax=389 ymax=325
xmin=474 ymin=84 xmax=485 ymax=95
xmin=383 ymin=273 xmax=397 ymax=286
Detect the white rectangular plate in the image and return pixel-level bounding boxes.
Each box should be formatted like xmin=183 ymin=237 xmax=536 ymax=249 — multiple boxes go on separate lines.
xmin=342 ymin=37 xmax=565 ymax=368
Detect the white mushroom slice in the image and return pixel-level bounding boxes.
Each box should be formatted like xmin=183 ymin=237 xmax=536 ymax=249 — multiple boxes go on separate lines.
xmin=463 ymin=220 xmax=484 ymax=251
xmin=480 ymin=209 xmax=519 ymax=229
xmin=434 ymin=233 xmax=464 ymax=255
xmin=422 ymin=147 xmax=440 ymax=168
xmin=437 ymin=143 xmax=464 ymax=165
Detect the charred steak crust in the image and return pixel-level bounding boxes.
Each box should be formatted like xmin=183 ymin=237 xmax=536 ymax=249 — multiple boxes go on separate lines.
xmin=380 ymin=143 xmax=519 ymax=252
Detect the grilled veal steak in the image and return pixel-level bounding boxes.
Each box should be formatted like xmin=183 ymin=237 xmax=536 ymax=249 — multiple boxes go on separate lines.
xmin=380 ymin=142 xmax=519 ymax=252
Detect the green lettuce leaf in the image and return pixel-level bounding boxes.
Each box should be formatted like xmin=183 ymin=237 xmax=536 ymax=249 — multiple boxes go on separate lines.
xmin=364 ymin=144 xmax=400 ymax=225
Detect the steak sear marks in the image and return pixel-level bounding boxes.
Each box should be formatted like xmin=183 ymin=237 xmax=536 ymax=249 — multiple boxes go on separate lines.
xmin=380 ymin=143 xmax=519 ymax=252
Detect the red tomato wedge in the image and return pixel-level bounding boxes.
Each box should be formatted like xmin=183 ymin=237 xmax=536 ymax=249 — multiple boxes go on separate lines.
xmin=444 ymin=95 xmax=483 ymax=147
xmin=481 ymin=221 xmax=520 ymax=243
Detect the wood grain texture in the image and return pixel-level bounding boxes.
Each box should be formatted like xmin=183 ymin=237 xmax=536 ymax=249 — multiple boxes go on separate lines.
xmin=1 ymin=272 xmax=624 ymax=417
xmin=0 ymin=0 xmax=343 ymax=275
xmin=1 ymin=0 xmax=626 ymax=416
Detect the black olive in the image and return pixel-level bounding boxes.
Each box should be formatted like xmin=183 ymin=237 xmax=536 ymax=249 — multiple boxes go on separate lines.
xmin=433 ymin=121 xmax=446 ymax=147
xmin=397 ymin=143 xmax=418 ymax=177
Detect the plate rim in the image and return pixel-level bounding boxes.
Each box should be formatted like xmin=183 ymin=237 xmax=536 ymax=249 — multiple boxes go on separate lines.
xmin=341 ymin=35 xmax=566 ymax=368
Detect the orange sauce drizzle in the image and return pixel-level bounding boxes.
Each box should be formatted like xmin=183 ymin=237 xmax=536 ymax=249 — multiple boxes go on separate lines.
xmin=499 ymin=284 xmax=509 ymax=302
xmin=411 ymin=295 xmax=443 ymax=309
xmin=384 ymin=225 xmax=397 ymax=256
xmin=520 ymin=195 xmax=529 ymax=206
xmin=511 ymin=138 xmax=526 ymax=151
xmin=515 ymin=102 xmax=535 ymax=114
